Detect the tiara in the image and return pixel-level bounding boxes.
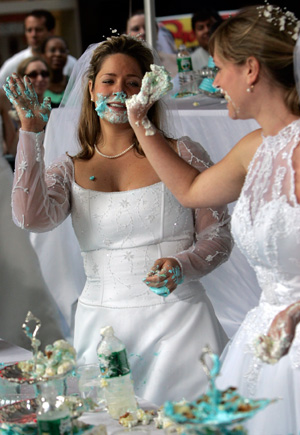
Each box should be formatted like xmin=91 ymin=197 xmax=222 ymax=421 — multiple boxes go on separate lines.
xmin=257 ymin=3 xmax=300 ymax=41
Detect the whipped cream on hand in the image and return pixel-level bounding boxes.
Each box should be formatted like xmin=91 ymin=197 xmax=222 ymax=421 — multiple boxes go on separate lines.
xmin=254 ymin=301 xmax=300 ymax=364
xmin=126 ymin=64 xmax=173 ymax=136
xmin=3 ymin=73 xmax=51 ymax=132
xmin=255 ymin=332 xmax=293 ymax=364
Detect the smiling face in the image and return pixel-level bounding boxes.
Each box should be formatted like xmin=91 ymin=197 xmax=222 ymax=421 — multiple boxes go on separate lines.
xmin=25 ymin=60 xmax=50 ymax=101
xmin=213 ymin=51 xmax=249 ymax=120
xmin=89 ymin=53 xmax=143 ymax=124
xmin=44 ymin=37 xmax=68 ymax=71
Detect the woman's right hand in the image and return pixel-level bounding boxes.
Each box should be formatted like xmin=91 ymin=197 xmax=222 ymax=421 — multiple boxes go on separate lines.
xmin=3 ymin=73 xmax=51 ymax=133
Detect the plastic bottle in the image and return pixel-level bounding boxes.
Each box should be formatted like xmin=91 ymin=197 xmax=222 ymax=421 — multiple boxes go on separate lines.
xmin=176 ymin=44 xmax=195 ymax=94
xmin=96 ymin=326 xmax=138 ymax=419
xmin=37 ymin=382 xmax=72 ymax=435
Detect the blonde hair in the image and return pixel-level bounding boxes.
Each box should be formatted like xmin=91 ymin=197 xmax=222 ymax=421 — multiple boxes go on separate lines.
xmin=209 ymin=5 xmax=300 ymax=116
xmin=76 ymin=35 xmax=166 ymax=160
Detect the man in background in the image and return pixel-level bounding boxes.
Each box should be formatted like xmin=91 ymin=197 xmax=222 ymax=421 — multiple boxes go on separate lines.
xmin=191 ymin=8 xmax=222 ymax=71
xmin=0 ymin=9 xmax=76 ymax=86
xmin=126 ymin=10 xmax=178 ymax=77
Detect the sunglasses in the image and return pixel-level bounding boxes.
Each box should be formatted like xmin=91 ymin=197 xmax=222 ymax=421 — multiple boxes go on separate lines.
xmin=26 ymin=70 xmax=50 ymax=79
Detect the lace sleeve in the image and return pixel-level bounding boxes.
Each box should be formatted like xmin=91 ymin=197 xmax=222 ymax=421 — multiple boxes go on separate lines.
xmin=171 ymin=136 xmax=234 ymax=282
xmin=12 ymin=130 xmax=73 ymax=232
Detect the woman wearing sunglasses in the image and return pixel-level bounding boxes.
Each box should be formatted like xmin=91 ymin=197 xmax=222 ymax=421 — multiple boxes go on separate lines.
xmin=17 ymin=56 xmax=50 ymax=103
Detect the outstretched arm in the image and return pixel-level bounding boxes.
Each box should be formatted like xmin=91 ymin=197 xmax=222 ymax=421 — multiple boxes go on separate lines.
xmin=126 ymin=66 xmax=250 ymax=209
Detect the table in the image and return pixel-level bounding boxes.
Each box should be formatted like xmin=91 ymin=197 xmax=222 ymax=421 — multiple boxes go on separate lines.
xmin=0 ymin=340 xmax=161 ymax=435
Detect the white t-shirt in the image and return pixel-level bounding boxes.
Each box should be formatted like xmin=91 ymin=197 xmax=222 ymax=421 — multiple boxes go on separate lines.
xmin=0 ymin=47 xmax=77 ymax=86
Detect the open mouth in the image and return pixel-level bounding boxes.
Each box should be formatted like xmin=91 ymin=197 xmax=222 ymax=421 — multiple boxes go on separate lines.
xmin=107 ymin=102 xmax=126 ymax=111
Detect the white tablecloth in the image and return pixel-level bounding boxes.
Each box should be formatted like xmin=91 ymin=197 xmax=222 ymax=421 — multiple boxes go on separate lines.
xmin=164 ymin=95 xmax=262 ymax=338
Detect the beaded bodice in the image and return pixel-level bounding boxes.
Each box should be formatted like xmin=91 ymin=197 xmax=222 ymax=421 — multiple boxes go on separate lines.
xmin=232 ymin=119 xmax=300 ymax=370
xmin=232 ymin=119 xmax=300 ymax=304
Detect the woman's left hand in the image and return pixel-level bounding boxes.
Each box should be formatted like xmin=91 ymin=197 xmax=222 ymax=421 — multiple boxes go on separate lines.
xmin=255 ymin=301 xmax=300 ymax=363
xmin=143 ymin=257 xmax=183 ymax=297
xmin=126 ymin=64 xmax=173 ymax=125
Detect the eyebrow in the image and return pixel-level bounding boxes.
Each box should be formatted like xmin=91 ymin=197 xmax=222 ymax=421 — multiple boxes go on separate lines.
xmin=100 ymin=73 xmax=142 ymax=79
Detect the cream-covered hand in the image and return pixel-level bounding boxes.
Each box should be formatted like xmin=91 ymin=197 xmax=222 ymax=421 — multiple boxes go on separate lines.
xmin=126 ymin=64 xmax=173 ymax=135
xmin=255 ymin=301 xmax=300 ymax=364
xmin=3 ymin=73 xmax=51 ymax=132
xmin=143 ymin=257 xmax=183 ymax=297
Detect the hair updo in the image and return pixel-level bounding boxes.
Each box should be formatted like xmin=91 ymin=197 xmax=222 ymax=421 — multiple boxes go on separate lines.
xmin=209 ymin=5 xmax=300 ymax=116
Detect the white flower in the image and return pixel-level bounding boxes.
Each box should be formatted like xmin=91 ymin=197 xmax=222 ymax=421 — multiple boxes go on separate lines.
xmin=19 ymin=159 xmax=28 ymax=172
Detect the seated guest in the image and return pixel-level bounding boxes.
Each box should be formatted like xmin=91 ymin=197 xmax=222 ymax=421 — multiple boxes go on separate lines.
xmin=191 ymin=8 xmax=222 ymax=71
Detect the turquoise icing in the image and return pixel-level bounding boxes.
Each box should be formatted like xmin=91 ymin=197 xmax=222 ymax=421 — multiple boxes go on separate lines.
xmin=25 ymin=109 xmax=34 ymax=118
xmin=163 ymin=350 xmax=275 ymax=430
xmin=95 ymin=91 xmax=128 ymax=124
xmin=149 ymin=286 xmax=170 ymax=297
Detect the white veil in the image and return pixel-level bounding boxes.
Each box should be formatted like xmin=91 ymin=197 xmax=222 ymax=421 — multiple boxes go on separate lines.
xmin=44 ymin=42 xmax=98 ymax=166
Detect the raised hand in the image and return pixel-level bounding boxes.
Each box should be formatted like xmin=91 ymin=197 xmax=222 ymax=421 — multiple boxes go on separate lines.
xmin=3 ymin=73 xmax=51 ymax=132
xmin=126 ymin=64 xmax=173 ymax=133
xmin=143 ymin=257 xmax=183 ymax=297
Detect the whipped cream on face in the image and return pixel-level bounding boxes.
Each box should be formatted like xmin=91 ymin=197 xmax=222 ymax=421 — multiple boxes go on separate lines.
xmin=95 ymin=91 xmax=128 ymax=124
xmin=220 ymin=88 xmax=240 ymax=117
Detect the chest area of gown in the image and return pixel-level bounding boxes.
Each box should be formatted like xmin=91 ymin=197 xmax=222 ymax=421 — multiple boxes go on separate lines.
xmin=71 ymin=182 xmax=194 ymax=250
xmin=232 ymin=194 xmax=300 ymax=275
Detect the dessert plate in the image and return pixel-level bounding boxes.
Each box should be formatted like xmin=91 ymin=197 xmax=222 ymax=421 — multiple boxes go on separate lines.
xmin=0 ymin=362 xmax=72 ymax=384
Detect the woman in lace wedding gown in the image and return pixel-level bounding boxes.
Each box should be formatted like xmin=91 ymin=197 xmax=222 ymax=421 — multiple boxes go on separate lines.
xmin=0 ymin=89 xmax=64 ymax=349
xmin=5 ymin=36 xmax=232 ymax=405
xmin=125 ymin=5 xmax=300 ymax=434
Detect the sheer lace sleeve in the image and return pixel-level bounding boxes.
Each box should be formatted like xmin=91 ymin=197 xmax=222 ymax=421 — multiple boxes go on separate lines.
xmin=171 ymin=136 xmax=234 ymax=282
xmin=12 ymin=130 xmax=73 ymax=232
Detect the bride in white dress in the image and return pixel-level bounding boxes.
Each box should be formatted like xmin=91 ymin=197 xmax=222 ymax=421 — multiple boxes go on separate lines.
xmin=5 ymin=35 xmax=233 ymax=405
xmin=0 ymin=89 xmax=64 ymax=349
xmin=125 ymin=5 xmax=300 ymax=434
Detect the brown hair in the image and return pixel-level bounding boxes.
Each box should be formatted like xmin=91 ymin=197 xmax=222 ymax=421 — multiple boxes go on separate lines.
xmin=209 ymin=5 xmax=300 ymax=116
xmin=17 ymin=55 xmax=49 ymax=77
xmin=76 ymin=35 xmax=167 ymax=160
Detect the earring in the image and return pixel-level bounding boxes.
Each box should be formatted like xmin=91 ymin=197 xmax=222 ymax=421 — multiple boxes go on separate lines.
xmin=246 ymin=85 xmax=254 ymax=93
xmin=91 ymin=98 xmax=93 ymax=102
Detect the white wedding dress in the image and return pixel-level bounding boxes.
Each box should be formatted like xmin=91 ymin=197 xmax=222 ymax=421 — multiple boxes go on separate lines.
xmin=217 ymin=119 xmax=300 ymax=435
xmin=12 ymin=132 xmax=232 ymax=405
xmin=0 ymin=117 xmax=64 ymax=349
